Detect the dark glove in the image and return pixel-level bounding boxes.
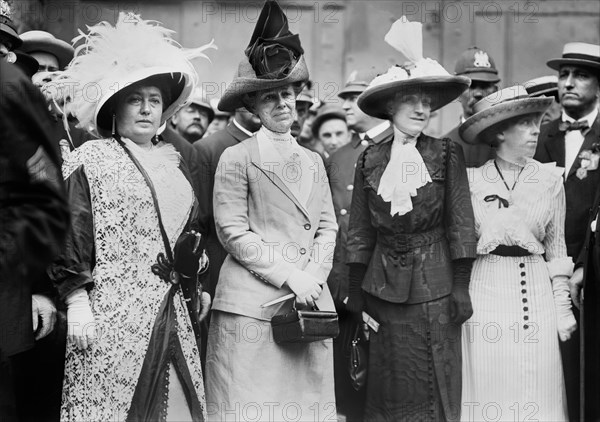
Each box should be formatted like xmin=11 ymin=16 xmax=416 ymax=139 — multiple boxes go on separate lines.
xmin=346 ymin=263 xmax=367 ymax=320
xmin=450 ymin=258 xmax=474 ymax=324
xmin=173 ymin=231 xmax=204 ymax=279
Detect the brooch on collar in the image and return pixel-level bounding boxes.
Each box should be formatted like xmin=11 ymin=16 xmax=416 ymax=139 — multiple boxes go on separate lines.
xmin=575 ymin=142 xmax=600 ymax=180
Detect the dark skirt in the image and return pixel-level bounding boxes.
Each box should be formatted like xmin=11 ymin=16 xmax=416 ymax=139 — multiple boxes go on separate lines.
xmin=364 ymin=294 xmax=462 ymax=422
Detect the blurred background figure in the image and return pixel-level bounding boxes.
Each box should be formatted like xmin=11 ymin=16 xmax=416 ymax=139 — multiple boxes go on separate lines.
xmin=312 ymin=104 xmax=349 ymax=158
xmin=13 ymin=50 xmax=38 ymax=78
xmin=169 ymin=87 xmax=214 ymax=144
xmin=524 ymin=75 xmax=562 ymax=126
xmin=0 ymin=0 xmax=20 ymax=62
xmin=445 ymin=46 xmax=501 ymax=167
xmin=291 ymin=80 xmax=315 ymax=138
xmin=204 ymin=97 xmax=231 ymax=137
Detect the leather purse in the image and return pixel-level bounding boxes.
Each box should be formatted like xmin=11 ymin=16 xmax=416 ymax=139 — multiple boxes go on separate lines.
xmin=271 ymin=303 xmax=339 ymax=344
xmin=348 ymin=323 xmax=369 ymax=391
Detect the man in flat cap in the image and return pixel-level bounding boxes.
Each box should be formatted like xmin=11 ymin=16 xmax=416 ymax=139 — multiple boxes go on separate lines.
xmin=535 ymin=42 xmax=600 ymax=422
xmin=312 ymin=104 xmax=349 ymax=158
xmin=444 ymin=46 xmax=500 ymax=167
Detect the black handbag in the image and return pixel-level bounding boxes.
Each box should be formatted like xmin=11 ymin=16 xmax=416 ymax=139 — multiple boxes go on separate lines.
xmin=271 ymin=303 xmax=339 ymax=344
xmin=348 ymin=323 xmax=369 ymax=391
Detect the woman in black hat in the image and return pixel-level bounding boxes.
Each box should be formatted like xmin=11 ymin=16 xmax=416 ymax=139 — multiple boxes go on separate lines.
xmin=458 ymin=85 xmax=575 ymax=421
xmin=345 ymin=17 xmax=476 ymax=421
xmin=207 ymin=2 xmax=338 ymax=421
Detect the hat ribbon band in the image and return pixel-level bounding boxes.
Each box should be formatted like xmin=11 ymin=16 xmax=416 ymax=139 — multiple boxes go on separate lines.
xmin=474 ymin=94 xmax=530 ymax=113
xmin=562 ymin=53 xmax=600 ymax=63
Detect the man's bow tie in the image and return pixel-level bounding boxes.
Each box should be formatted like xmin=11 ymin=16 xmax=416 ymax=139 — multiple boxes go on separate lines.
xmin=559 ymin=120 xmax=590 ymax=133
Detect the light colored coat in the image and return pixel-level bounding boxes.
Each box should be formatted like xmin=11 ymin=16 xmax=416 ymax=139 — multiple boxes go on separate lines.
xmin=212 ymin=135 xmax=338 ymax=321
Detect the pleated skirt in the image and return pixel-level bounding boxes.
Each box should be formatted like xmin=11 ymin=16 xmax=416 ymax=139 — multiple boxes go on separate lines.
xmin=460 ymin=254 xmax=568 ymax=422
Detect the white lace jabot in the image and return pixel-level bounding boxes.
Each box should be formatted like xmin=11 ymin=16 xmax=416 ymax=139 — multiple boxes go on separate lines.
xmin=377 ymin=126 xmax=432 ymax=216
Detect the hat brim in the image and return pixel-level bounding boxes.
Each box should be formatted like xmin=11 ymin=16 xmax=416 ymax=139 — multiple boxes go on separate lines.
xmin=338 ymin=84 xmax=368 ymax=99
xmin=95 ymin=67 xmax=191 ymax=137
xmin=459 ymin=97 xmax=553 ymax=145
xmin=459 ymin=70 xmax=500 ymax=83
xmin=22 ymin=39 xmax=74 ymax=70
xmin=357 ymin=75 xmax=471 ymax=119
xmin=218 ymin=55 xmax=309 ymax=112
xmin=14 ymin=51 xmax=39 ymax=78
xmin=547 ymin=58 xmax=600 ymax=72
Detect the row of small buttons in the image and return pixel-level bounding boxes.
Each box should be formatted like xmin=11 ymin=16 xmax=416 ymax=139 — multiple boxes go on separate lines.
xmin=519 ymin=262 xmax=529 ymax=329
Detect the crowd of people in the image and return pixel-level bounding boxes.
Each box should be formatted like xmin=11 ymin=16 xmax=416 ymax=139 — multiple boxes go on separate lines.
xmin=1 ymin=0 xmax=600 ymax=421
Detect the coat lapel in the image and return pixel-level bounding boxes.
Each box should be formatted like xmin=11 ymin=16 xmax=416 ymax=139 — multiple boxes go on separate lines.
xmin=544 ymin=121 xmax=566 ymax=167
xmin=247 ymin=136 xmax=311 ymax=219
xmin=567 ymin=115 xmax=600 ymax=180
xmin=363 ymin=130 xmax=393 ymax=192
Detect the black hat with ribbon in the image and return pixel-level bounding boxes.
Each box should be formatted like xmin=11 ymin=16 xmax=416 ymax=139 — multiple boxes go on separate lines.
xmin=218 ymin=1 xmax=309 ymax=112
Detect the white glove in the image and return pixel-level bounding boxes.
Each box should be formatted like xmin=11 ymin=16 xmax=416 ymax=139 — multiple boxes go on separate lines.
xmin=65 ymin=288 xmax=96 ymax=350
xmin=286 ymin=269 xmax=325 ymax=307
xmin=32 ymin=294 xmax=57 ymax=340
xmin=553 ymin=276 xmax=577 ymax=342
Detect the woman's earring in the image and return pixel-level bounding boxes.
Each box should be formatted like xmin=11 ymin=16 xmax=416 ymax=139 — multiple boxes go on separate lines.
xmin=111 ymin=114 xmax=116 ymax=136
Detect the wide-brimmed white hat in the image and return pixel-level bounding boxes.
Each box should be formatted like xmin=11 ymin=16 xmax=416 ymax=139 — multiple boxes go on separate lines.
xmin=547 ymin=42 xmax=600 ymax=72
xmin=20 ymin=30 xmax=74 ymax=70
xmin=218 ymin=1 xmax=308 ymax=112
xmin=58 ymin=12 xmax=215 ymax=138
xmin=358 ymin=17 xmax=470 ymax=119
xmin=459 ymin=85 xmax=552 ymax=145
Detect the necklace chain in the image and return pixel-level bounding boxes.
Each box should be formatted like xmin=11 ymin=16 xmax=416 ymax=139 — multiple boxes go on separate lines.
xmin=494 ymin=160 xmax=524 ymax=191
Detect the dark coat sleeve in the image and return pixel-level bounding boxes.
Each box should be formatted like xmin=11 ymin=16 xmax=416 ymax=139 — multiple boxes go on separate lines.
xmin=0 ymin=61 xmax=70 ymax=355
xmin=346 ymin=150 xmax=377 ymax=265
xmin=47 ymin=165 xmax=95 ymax=300
xmin=444 ymin=140 xmax=477 ymax=260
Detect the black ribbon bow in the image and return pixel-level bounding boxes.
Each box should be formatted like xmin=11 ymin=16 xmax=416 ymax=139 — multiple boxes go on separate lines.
xmin=484 ymin=194 xmax=510 ymax=209
xmin=559 ymin=120 xmax=590 ymax=133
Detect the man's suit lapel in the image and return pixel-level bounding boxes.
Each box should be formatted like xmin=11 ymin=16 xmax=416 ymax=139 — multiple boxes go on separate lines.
xmin=544 ymin=121 xmax=566 ymax=168
xmin=227 ymin=122 xmax=253 ymax=143
xmin=246 ymin=136 xmax=311 ymax=219
xmin=567 ymin=115 xmax=600 ymax=180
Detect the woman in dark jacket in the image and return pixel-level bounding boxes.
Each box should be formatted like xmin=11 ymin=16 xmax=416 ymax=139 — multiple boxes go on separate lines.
xmin=345 ymin=17 xmax=477 ymax=421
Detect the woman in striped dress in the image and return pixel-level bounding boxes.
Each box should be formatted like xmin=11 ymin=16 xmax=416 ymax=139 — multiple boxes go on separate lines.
xmin=458 ymin=86 xmax=576 ymax=422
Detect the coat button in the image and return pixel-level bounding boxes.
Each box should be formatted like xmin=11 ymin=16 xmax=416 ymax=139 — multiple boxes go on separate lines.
xmin=524 ymin=324 xmax=529 ymax=329
xmin=519 ymin=263 xmax=525 ymax=268
xmin=340 ymin=209 xmax=348 ymax=216
xmin=304 ymin=223 xmax=311 ymax=230
xmin=522 ymin=298 xmax=528 ymax=303
xmin=361 ymin=139 xmax=369 ymax=147
xmin=300 ymin=248 xmax=307 ymax=255
xmin=520 ymin=272 xmax=526 ymax=277
xmin=523 ymin=307 xmax=528 ymax=311
xmin=346 ymin=184 xmax=354 ymax=191
xmin=521 ymin=289 xmax=527 ymax=294
xmin=520 ymin=280 xmax=526 ymax=285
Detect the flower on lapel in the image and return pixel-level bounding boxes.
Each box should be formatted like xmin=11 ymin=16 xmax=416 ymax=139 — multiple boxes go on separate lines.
xmin=576 ymin=143 xmax=600 ymax=180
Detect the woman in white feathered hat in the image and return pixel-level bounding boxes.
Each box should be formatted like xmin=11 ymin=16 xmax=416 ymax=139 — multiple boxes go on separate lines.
xmin=459 ymin=86 xmax=574 ymax=421
xmin=344 ymin=17 xmax=477 ymax=421
xmin=48 ymin=12 xmax=214 ymax=421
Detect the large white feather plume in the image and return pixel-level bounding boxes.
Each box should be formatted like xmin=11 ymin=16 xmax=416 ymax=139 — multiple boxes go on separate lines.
xmin=384 ymin=16 xmax=423 ymax=63
xmin=58 ymin=12 xmax=216 ymax=137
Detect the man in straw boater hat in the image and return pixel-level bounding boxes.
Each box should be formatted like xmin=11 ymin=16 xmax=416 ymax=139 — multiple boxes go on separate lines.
xmin=345 ymin=16 xmax=476 ymax=421
xmin=458 ymin=85 xmax=575 ymax=421
xmin=524 ymin=75 xmax=562 ymax=126
xmin=48 ymin=12 xmax=215 ymax=421
xmin=444 ymin=46 xmax=501 ymax=168
xmin=206 ymin=1 xmax=338 ymax=420
xmin=533 ymin=42 xmax=600 ymax=421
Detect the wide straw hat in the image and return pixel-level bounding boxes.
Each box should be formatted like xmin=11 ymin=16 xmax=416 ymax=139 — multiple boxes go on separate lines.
xmin=358 ymin=17 xmax=470 ymax=120
xmin=459 ymin=85 xmax=552 ymax=145
xmin=547 ymin=42 xmax=600 ymax=72
xmin=20 ymin=30 xmax=74 ymax=70
xmin=58 ymin=12 xmax=215 ymax=138
xmin=218 ymin=1 xmax=308 ymax=113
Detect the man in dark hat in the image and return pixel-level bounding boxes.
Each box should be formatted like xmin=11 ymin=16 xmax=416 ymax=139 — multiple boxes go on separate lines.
xmin=524 ymin=75 xmax=562 ymax=126
xmin=312 ymin=104 xmax=349 ymax=157
xmin=535 ymin=41 xmax=600 ymax=422
xmin=0 ymin=59 xmax=69 ymax=422
xmin=444 ymin=46 xmax=500 ymax=167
